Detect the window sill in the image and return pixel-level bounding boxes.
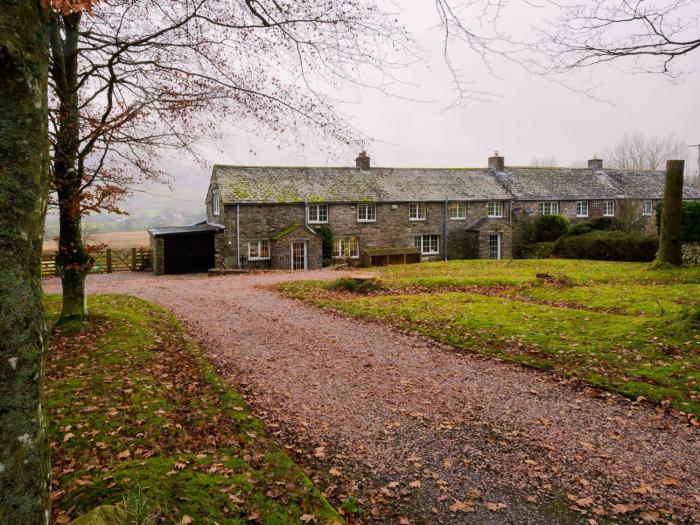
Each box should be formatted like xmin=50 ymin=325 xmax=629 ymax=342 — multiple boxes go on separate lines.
xmin=421 ymin=252 xmax=439 ymax=256
xmin=308 ymin=221 xmax=328 ymax=224
xmin=487 ymin=215 xmax=503 ymax=219
xmin=576 ymin=215 xmax=589 ymax=218
xmin=449 ymin=217 xmax=466 ymax=221
xmin=409 ymin=218 xmax=426 ymax=222
xmin=248 ymin=257 xmax=270 ymax=261
xmin=357 ymin=220 xmax=376 ymax=223
xmin=333 ymin=256 xmax=360 ymax=259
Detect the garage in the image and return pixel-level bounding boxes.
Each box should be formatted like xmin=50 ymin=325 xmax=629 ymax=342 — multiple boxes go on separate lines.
xmin=148 ymin=221 xmax=224 ymax=275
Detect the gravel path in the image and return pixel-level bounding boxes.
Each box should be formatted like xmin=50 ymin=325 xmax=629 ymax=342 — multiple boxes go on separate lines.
xmin=44 ymin=272 xmax=700 ymax=524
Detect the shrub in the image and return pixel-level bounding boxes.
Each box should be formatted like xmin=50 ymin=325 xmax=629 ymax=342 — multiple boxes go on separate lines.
xmin=533 ymin=214 xmax=569 ymax=242
xmin=520 ymin=242 xmax=556 ymax=259
xmin=567 ymin=217 xmax=618 ymax=236
xmin=553 ymin=231 xmax=658 ymax=262
xmin=330 ymin=277 xmax=384 ymax=294
xmin=317 ymin=225 xmax=334 ymax=265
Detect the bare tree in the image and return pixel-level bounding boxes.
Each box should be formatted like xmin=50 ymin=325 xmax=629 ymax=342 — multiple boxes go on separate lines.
xmin=530 ymin=157 xmax=558 ymax=168
xmin=605 ymin=133 xmax=686 ymax=171
xmin=48 ymin=0 xmax=410 ymax=320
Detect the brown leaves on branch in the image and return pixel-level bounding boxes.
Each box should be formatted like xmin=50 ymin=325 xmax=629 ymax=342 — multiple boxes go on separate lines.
xmin=42 ymin=0 xmax=98 ymax=15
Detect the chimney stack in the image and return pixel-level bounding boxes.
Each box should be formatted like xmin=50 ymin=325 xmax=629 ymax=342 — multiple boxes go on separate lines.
xmin=588 ymin=157 xmax=603 ymax=170
xmin=488 ymin=151 xmax=505 ymax=172
xmin=356 ymin=150 xmax=370 ymax=170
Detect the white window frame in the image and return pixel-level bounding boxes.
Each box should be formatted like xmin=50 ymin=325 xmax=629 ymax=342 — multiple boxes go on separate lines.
xmin=333 ymin=236 xmax=360 ymax=259
xmin=357 ymin=203 xmax=376 ymax=223
xmin=538 ymin=201 xmax=560 ymax=215
xmin=409 ymin=202 xmax=426 ymax=221
xmin=576 ymin=201 xmax=589 ymax=217
xmin=603 ymin=200 xmax=616 ymax=217
xmin=307 ymin=204 xmax=328 ymax=224
xmin=448 ymin=201 xmax=467 ymax=220
xmin=248 ymin=239 xmax=270 ymax=260
xmin=212 ymin=189 xmax=220 ymax=216
xmin=642 ymin=200 xmax=654 ymax=216
xmin=487 ymin=201 xmax=504 ymax=218
xmin=413 ymin=234 xmax=440 ymax=255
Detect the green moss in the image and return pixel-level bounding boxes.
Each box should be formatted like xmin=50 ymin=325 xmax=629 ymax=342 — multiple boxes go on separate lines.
xmin=45 ymin=294 xmax=343 ymax=524
xmin=271 ymin=224 xmax=302 ymax=241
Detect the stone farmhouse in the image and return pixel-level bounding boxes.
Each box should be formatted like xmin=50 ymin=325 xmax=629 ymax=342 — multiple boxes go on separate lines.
xmin=148 ymin=152 xmax=700 ymax=274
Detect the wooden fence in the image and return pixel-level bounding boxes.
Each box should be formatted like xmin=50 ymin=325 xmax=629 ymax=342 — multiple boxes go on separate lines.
xmin=41 ymin=248 xmax=152 ymax=277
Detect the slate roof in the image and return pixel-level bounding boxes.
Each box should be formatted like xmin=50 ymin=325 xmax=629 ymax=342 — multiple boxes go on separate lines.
xmin=212 ymin=166 xmax=511 ymax=203
xmin=148 ymin=220 xmax=224 ymax=237
xmin=212 ymin=165 xmax=700 ymax=204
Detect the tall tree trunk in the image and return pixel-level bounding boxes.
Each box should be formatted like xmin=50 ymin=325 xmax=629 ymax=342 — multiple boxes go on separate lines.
xmin=51 ymin=12 xmax=90 ymax=320
xmin=657 ymin=160 xmax=685 ymax=266
xmin=0 ymin=1 xmax=52 ymax=523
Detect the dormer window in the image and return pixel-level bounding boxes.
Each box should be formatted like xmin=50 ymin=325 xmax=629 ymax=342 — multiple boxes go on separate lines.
xmin=212 ymin=189 xmax=220 ymax=216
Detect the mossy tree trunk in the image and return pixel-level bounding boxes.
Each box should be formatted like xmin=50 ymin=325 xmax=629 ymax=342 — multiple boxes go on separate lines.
xmin=50 ymin=12 xmax=91 ymax=321
xmin=0 ymin=1 xmax=52 ymax=522
xmin=657 ymin=160 xmax=685 ymax=266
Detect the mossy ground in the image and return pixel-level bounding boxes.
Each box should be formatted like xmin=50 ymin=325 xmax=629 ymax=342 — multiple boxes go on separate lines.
xmin=45 ymin=294 xmax=343 ymax=524
xmin=276 ymin=260 xmax=700 ymax=418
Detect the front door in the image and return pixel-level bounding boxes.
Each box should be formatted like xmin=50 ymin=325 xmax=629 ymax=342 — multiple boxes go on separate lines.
xmin=291 ymin=241 xmax=307 ymax=270
xmin=488 ymin=234 xmax=501 ymax=260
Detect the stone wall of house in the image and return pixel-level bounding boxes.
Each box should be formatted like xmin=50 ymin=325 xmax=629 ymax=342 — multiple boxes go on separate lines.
xmin=270 ymin=228 xmax=323 ymax=270
xmin=474 ymin=219 xmax=513 ymax=259
xmin=150 ymin=235 xmax=164 ymax=275
xmin=221 ymin=200 xmax=513 ymax=268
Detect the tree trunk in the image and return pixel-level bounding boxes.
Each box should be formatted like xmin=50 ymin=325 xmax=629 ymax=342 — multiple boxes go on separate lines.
xmin=657 ymin=160 xmax=685 ymax=266
xmin=51 ymin=12 xmax=90 ymax=321
xmin=0 ymin=1 xmax=52 ymax=523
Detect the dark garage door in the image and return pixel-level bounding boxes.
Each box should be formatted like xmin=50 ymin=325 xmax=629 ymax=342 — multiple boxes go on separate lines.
xmin=163 ymin=232 xmax=215 ymax=274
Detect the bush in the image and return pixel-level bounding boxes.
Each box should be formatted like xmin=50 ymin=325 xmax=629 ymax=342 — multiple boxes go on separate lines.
xmin=317 ymin=225 xmax=334 ymax=266
xmin=520 ymin=242 xmax=556 ymax=259
xmin=553 ymin=231 xmax=658 ymax=262
xmin=330 ymin=277 xmax=384 ymax=294
xmin=567 ymin=217 xmax=618 ymax=236
xmin=533 ymin=214 xmax=569 ymax=242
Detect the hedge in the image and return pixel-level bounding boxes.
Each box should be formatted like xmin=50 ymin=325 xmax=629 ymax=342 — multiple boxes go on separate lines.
xmin=553 ymin=231 xmax=658 ymax=262
xmin=533 ymin=214 xmax=569 ymax=242
xmin=520 ymin=242 xmax=556 ymax=259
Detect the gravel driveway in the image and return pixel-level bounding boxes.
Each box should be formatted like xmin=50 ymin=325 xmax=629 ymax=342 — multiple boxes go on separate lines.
xmin=44 ymin=272 xmax=700 ymax=524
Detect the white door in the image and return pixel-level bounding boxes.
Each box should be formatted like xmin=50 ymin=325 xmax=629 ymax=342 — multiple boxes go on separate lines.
xmin=488 ymin=234 xmax=501 ymax=260
xmin=291 ymin=241 xmax=307 ymax=270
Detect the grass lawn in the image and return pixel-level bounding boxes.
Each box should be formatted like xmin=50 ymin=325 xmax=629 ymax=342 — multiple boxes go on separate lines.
xmin=276 ymin=260 xmax=700 ymax=417
xmin=45 ymin=294 xmax=343 ymax=525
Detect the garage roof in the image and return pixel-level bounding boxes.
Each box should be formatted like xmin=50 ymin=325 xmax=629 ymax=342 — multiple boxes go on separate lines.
xmin=148 ymin=220 xmax=224 ymax=237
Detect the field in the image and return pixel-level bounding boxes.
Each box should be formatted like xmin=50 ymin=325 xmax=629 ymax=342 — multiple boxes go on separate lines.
xmin=45 ymin=294 xmax=342 ymax=524
xmin=277 ymin=260 xmax=700 ymax=417
xmin=43 ymin=230 xmax=150 ymax=254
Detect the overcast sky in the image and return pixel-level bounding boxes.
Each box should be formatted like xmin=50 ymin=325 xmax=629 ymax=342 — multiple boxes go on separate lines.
xmin=137 ymin=1 xmax=700 ymax=209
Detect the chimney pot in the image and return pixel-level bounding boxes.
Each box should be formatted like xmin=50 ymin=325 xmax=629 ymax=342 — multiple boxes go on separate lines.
xmin=356 ymin=150 xmax=370 ymax=170
xmin=488 ymin=151 xmax=505 ymax=172
xmin=588 ymin=157 xmax=603 ymax=170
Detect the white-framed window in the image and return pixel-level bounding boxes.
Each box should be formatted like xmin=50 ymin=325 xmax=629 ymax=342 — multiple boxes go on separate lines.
xmin=448 ymin=201 xmax=467 ymax=220
xmin=413 ymin=234 xmax=440 ymax=255
xmin=307 ymin=204 xmax=328 ymax=224
xmin=538 ymin=201 xmax=560 ymax=215
xmin=409 ymin=202 xmax=426 ymax=221
xmin=248 ymin=239 xmax=270 ymax=260
xmin=643 ymin=200 xmax=654 ymax=216
xmin=212 ymin=189 xmax=220 ymax=216
xmin=576 ymin=201 xmax=589 ymax=217
xmin=357 ymin=203 xmax=376 ymax=222
xmin=333 ymin=236 xmax=360 ymax=258
xmin=487 ymin=201 xmax=504 ymax=218
xmin=603 ymin=200 xmax=616 ymax=217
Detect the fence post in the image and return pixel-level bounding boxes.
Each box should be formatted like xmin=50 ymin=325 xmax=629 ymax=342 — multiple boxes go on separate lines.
xmin=106 ymin=249 xmax=112 ymax=273
xmin=131 ymin=247 xmax=137 ymax=271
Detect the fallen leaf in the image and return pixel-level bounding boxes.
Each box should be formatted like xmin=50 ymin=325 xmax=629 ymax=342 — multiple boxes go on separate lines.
xmin=179 ymin=516 xmax=193 ymax=525
xmin=576 ymin=497 xmax=594 ymax=507
xmin=485 ymin=502 xmax=507 ymax=511
xmin=448 ymin=500 xmax=474 ymax=513
xmin=399 ymin=518 xmax=410 ymax=524
xmin=632 ymin=483 xmax=652 ymax=495
xmin=117 ymin=450 xmax=131 ymax=460
xmin=329 ymin=467 xmax=342 ymax=476
xmin=661 ymin=478 xmax=678 ymax=486
xmin=300 ymin=514 xmax=315 ymax=523
xmin=62 ymin=433 xmax=75 ymax=442
xmin=640 ymin=511 xmax=660 ymax=523
xmin=409 ymin=480 xmax=421 ymax=488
